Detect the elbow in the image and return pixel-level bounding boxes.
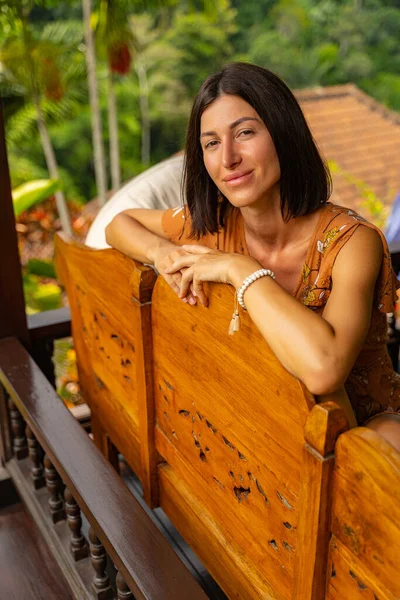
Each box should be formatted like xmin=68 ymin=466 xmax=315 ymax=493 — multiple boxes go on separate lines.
xmin=301 ymin=357 xmax=346 ymax=396
xmin=104 ymin=222 xmax=113 ymax=246
xmin=105 ymin=214 xmax=121 ymax=247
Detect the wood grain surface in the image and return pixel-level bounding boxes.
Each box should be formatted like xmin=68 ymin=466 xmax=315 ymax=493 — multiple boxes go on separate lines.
xmin=327 ymin=427 xmax=400 ymax=600
xmin=54 ymin=233 xmax=158 ymax=505
xmin=151 ymin=275 xmax=346 ymax=600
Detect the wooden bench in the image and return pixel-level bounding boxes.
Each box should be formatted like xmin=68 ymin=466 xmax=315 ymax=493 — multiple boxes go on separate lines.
xmin=326 ymin=427 xmax=400 ymax=600
xmin=54 ymin=233 xmax=400 ymax=600
xmin=55 ymin=233 xmax=158 ymax=506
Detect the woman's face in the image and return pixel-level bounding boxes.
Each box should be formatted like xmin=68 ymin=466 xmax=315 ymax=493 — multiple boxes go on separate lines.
xmin=200 ymin=94 xmax=281 ymax=210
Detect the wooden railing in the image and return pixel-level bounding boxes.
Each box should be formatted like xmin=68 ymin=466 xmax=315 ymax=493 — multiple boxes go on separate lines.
xmin=0 ymin=335 xmax=208 ymax=600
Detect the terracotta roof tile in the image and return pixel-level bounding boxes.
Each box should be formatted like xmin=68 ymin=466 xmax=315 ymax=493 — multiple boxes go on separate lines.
xmin=295 ymin=84 xmax=400 ymax=219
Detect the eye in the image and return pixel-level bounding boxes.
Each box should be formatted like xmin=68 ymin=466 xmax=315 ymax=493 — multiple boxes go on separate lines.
xmin=204 ymin=139 xmax=219 ymax=150
xmin=238 ymin=129 xmax=253 ymax=138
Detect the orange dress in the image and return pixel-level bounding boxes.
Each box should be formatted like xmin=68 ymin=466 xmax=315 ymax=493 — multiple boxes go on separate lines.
xmin=162 ymin=202 xmax=400 ymax=424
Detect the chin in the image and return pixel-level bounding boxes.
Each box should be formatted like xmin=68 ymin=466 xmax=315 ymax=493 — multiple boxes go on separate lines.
xmin=226 ymin=193 xmax=263 ymax=209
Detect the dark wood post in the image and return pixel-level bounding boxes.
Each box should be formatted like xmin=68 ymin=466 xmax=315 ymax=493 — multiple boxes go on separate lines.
xmin=43 ymin=454 xmax=66 ymax=523
xmin=26 ymin=425 xmax=45 ymax=488
xmin=0 ymin=101 xmax=29 ymax=468
xmin=0 ymin=385 xmax=12 ymax=463
xmin=8 ymin=399 xmax=28 ymax=459
xmin=0 ymin=102 xmax=29 ymax=345
xmin=116 ymin=571 xmax=134 ymax=599
xmin=64 ymin=486 xmax=88 ymax=561
xmin=89 ymin=527 xmax=114 ymax=600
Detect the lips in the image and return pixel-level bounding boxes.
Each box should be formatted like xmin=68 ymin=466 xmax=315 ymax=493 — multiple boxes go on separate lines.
xmin=223 ymin=170 xmax=254 ymax=185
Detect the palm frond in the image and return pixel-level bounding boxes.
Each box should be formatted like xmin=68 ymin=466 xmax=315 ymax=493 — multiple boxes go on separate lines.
xmin=7 ymin=154 xmax=47 ymax=188
xmin=5 ymin=102 xmax=38 ymax=145
xmin=38 ymin=21 xmax=84 ymax=48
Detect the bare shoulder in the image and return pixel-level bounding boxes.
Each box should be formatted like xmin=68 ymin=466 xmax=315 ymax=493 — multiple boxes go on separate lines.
xmin=333 ymin=224 xmax=383 ymax=287
xmin=323 ymin=224 xmax=383 ymax=352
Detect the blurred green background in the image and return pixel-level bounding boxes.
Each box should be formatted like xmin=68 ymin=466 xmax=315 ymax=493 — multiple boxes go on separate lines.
xmin=2 ymin=0 xmax=400 ymax=205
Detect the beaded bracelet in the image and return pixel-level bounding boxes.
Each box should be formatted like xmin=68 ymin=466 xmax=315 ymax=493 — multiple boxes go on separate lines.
xmin=228 ymin=268 xmax=276 ymax=335
xmin=237 ymin=268 xmax=276 ymax=310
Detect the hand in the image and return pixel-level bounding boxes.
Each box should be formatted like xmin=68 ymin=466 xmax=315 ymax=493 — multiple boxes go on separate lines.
xmin=164 ymin=245 xmax=245 ymax=307
xmin=153 ymin=244 xmax=198 ymax=305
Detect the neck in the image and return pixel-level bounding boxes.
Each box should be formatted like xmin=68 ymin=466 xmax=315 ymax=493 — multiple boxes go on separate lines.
xmin=240 ymin=196 xmax=325 ymax=257
xmin=240 ymin=201 xmax=297 ymax=251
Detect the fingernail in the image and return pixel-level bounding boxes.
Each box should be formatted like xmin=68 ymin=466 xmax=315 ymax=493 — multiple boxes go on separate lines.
xmin=189 ymin=297 xmax=197 ymax=305
xmin=182 ymin=297 xmax=188 ymax=303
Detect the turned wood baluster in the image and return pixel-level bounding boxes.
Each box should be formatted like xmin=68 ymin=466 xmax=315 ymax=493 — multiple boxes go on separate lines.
xmin=8 ymin=399 xmax=28 ymax=459
xmin=43 ymin=454 xmax=66 ymax=523
xmin=89 ymin=527 xmax=114 ymax=600
xmin=25 ymin=425 xmax=45 ymax=489
xmin=116 ymin=570 xmax=134 ymax=599
xmin=64 ymin=487 xmax=88 ymax=561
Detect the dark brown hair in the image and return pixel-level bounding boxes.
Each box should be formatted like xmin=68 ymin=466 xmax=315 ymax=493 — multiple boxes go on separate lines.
xmin=182 ymin=62 xmax=331 ymax=238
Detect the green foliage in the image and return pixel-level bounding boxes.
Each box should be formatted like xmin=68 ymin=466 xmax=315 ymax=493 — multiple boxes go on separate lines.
xmin=244 ymin=0 xmax=400 ymax=102
xmin=2 ymin=0 xmax=400 ymax=210
xmin=361 ymin=73 xmax=400 ymax=111
xmin=329 ymin=161 xmax=389 ymax=229
xmin=162 ymin=6 xmax=237 ymax=98
xmin=12 ymin=178 xmax=60 ymax=216
xmin=23 ymin=273 xmax=62 ymax=313
xmin=26 ymin=258 xmax=57 ymax=278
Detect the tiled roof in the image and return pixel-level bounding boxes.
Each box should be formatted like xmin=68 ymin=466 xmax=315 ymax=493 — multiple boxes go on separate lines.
xmin=296 ymin=84 xmax=400 ymax=218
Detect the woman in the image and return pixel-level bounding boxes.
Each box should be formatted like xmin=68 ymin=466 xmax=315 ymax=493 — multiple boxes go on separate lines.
xmin=106 ymin=62 xmax=400 ymax=451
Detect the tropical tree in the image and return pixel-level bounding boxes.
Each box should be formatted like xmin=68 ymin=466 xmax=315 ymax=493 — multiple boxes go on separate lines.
xmin=161 ymin=1 xmax=237 ymax=98
xmin=82 ymin=0 xmax=108 ymax=205
xmin=129 ymin=13 xmax=159 ymax=167
xmin=0 ymin=12 xmax=76 ymax=233
xmin=98 ymin=0 xmax=136 ymax=185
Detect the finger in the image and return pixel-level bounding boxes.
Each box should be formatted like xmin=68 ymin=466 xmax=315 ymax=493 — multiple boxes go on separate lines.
xmin=181 ymin=245 xmax=212 ymax=255
xmin=164 ymin=255 xmax=196 ymax=274
xmin=171 ymin=272 xmax=194 ymax=304
xmin=171 ymin=271 xmax=182 ymax=286
xmin=184 ymin=283 xmax=196 ymax=305
xmin=172 ymin=270 xmax=198 ymax=305
xmin=192 ymin=279 xmax=208 ymax=307
xmin=179 ymin=267 xmax=195 ymax=300
xmin=163 ymin=273 xmax=182 ymax=297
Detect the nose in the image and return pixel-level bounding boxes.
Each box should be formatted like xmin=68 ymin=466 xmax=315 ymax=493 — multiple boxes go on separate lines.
xmin=222 ymin=138 xmax=241 ymax=170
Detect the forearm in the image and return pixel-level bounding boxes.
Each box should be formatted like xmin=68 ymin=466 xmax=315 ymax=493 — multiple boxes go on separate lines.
xmin=229 ymin=260 xmax=344 ymax=394
xmin=105 ymin=213 xmax=174 ymax=263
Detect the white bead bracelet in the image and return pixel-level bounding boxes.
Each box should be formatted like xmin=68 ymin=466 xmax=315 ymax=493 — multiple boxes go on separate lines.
xmin=237 ymin=268 xmax=275 ymax=310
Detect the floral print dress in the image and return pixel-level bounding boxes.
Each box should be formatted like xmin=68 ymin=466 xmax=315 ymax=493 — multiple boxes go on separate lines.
xmin=162 ymin=202 xmax=400 ymax=424
xmin=294 ymin=203 xmax=400 ymax=424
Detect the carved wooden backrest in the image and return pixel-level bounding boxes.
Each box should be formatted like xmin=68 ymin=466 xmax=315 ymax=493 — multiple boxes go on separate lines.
xmin=54 ymin=233 xmax=158 ymax=505
xmin=326 ymin=428 xmax=400 ymax=600
xmin=56 ymin=238 xmax=350 ymax=599
xmin=151 ymin=276 xmax=347 ymax=600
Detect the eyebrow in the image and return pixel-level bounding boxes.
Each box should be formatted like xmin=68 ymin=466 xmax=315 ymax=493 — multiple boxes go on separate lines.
xmin=200 ymin=116 xmax=260 ymax=138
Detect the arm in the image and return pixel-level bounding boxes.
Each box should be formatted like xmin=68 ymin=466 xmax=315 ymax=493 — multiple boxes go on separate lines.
xmin=105 ymin=208 xmax=197 ymax=303
xmin=105 ymin=209 xmax=172 ymax=263
xmin=165 ymin=226 xmax=382 ymax=398
xmin=228 ymin=226 xmax=382 ymax=396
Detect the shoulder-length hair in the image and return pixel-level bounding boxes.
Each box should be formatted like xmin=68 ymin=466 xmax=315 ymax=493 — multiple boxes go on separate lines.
xmin=183 ymin=62 xmax=332 ymax=238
